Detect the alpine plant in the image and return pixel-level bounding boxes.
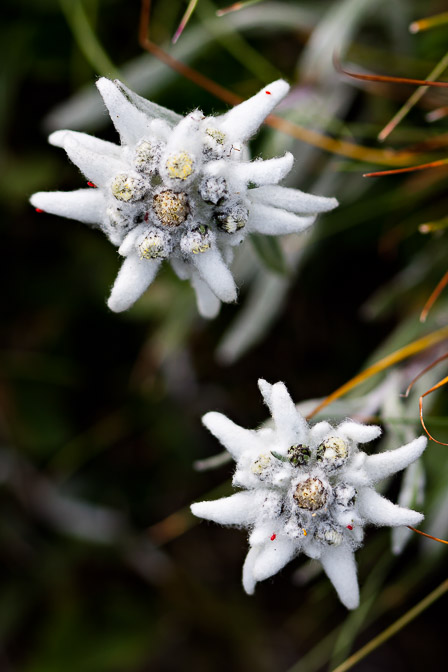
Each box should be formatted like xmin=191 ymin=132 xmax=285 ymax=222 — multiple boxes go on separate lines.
xmin=191 ymin=380 xmax=427 ymax=609
xmin=31 ymin=79 xmax=338 ymax=318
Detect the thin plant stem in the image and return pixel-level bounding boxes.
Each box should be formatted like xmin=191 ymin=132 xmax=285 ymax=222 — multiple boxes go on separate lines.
xmin=378 ymin=50 xmax=448 ymax=142
xmin=408 ymin=526 xmax=448 ymax=545
xmin=363 ymin=157 xmax=448 ymax=177
xmin=172 ymin=0 xmax=199 ymax=44
xmin=216 ymin=0 xmax=265 ymax=17
xmin=410 ymin=12 xmax=448 ymax=33
xmin=59 ymin=0 xmax=120 ymax=78
xmin=307 ymin=325 xmax=448 ymax=420
xmin=139 ymin=0 xmax=418 ymax=166
xmin=420 ymin=271 xmax=448 ymax=322
xmin=331 ymin=579 xmax=448 ymax=672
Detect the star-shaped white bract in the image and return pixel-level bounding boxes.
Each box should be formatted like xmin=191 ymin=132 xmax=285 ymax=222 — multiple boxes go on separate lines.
xmin=191 ymin=379 xmax=427 ymax=609
xmin=30 ymin=79 xmax=338 ymax=318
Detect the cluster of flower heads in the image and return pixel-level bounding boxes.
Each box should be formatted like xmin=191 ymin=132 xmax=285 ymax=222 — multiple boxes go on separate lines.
xmin=191 ymin=380 xmax=427 ymax=608
xmin=30 ymin=78 xmax=337 ymax=318
xmin=30 ymin=78 xmax=428 ymax=609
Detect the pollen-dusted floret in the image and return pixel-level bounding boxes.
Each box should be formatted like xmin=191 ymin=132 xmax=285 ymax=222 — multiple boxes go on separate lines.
xmin=152 ymin=190 xmax=190 ymax=227
xmin=251 ymin=453 xmax=272 ymax=475
xmin=317 ymin=437 xmax=349 ymax=470
xmin=215 ymin=203 xmax=249 ymax=234
xmin=111 ymin=173 xmax=147 ymax=202
xmin=31 ymin=78 xmax=339 ymax=316
xmin=165 ymin=151 xmax=195 ymax=181
xmin=203 ymin=127 xmax=227 ymax=157
xmin=180 ymin=226 xmax=212 ymax=255
xmin=293 ymin=477 xmax=328 ymax=511
xmin=191 ymin=379 xmax=427 ymax=609
xmin=138 ymin=228 xmax=170 ymax=259
xmin=198 ymin=176 xmax=229 ymax=205
xmin=134 ymin=139 xmax=163 ymax=175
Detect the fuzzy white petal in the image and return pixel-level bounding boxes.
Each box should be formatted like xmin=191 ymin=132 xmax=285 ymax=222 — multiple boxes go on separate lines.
xmin=219 ymin=80 xmax=290 ymax=142
xmin=320 ymin=545 xmax=359 ymax=610
xmin=63 ymin=136 xmax=127 ymax=187
xmin=363 ymin=436 xmax=427 ymax=484
xmin=30 ymin=189 xmax=105 ymax=225
xmin=233 ymin=153 xmax=293 ymax=186
xmin=189 ymin=247 xmax=237 ymax=303
xmin=164 ymin=113 xmax=201 ymax=154
xmin=191 ymin=491 xmax=260 ymax=526
xmin=252 ymin=537 xmax=297 ymax=582
xmin=309 ymin=421 xmax=333 ymax=444
xmin=49 ymin=130 xmax=121 ymax=159
xmin=96 ymin=78 xmax=154 ymax=146
xmin=357 ymin=488 xmax=424 ymax=527
xmin=169 ymin=256 xmax=191 ymax=281
xmin=250 ymin=185 xmax=338 ymax=214
xmin=191 ymin=272 xmax=221 ymax=319
xmin=258 ymin=379 xmax=273 ymax=407
xmin=337 ymin=421 xmax=382 ymax=445
xmin=271 ymin=382 xmax=308 ymax=446
xmin=247 ymin=203 xmax=315 ymax=235
xmin=107 ymin=254 xmax=161 ymax=312
xmin=117 ymin=225 xmax=146 ymax=257
xmin=114 ymin=80 xmax=181 ymax=126
xmin=242 ymin=546 xmax=261 ymax=595
xmin=202 ymin=412 xmax=260 ymax=459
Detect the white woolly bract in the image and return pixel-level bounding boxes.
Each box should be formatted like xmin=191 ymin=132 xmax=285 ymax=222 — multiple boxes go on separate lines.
xmin=191 ymin=379 xmax=427 ymax=609
xmin=31 ymin=78 xmax=338 ymax=317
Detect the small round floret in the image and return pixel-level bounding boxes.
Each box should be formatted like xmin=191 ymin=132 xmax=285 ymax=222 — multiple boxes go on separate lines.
xmin=215 ymin=204 xmax=249 ymax=234
xmin=293 ymin=477 xmax=328 ymax=511
xmin=180 ymin=226 xmax=212 ymax=255
xmin=165 ymin=152 xmax=195 ymax=180
xmin=316 ymin=437 xmax=348 ymax=470
xmin=138 ymin=229 xmax=170 ymax=259
xmin=288 ymin=444 xmax=311 ymax=467
xmin=111 ymin=173 xmax=147 ymax=202
xmin=134 ymin=139 xmax=163 ymax=174
xmin=153 ymin=190 xmax=190 ymax=227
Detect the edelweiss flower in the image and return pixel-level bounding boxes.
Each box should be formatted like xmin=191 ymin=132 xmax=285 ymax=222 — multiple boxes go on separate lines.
xmin=30 ymin=79 xmax=337 ymax=318
xmin=191 ymin=380 xmax=427 ymax=608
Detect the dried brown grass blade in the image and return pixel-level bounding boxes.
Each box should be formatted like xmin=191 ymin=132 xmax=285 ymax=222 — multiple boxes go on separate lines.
xmin=378 ymin=51 xmax=448 ymax=142
xmin=364 ymin=158 xmax=448 ymax=177
xmin=307 ymin=326 xmax=448 ymax=420
xmin=139 ymin=1 xmax=417 ymax=166
xmin=419 ymin=374 xmax=448 ymax=445
xmin=410 ymin=12 xmax=448 ymax=34
xmin=407 ymin=526 xmax=448 ymax=545
xmin=335 ymin=56 xmax=448 ymax=88
xmin=401 ymin=353 xmax=448 ymax=398
xmin=420 ymin=270 xmax=448 ymax=322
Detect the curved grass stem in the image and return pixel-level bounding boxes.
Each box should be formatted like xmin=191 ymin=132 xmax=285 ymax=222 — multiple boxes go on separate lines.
xmin=139 ymin=0 xmax=418 ymax=166
xmin=331 ymin=579 xmax=448 ymax=672
xmin=59 ymin=0 xmax=120 ymax=78
xmin=307 ymin=325 xmax=448 ymax=420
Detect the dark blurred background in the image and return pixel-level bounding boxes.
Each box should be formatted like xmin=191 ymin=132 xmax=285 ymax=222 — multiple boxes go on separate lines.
xmin=1 ymin=1 xmax=448 ymax=670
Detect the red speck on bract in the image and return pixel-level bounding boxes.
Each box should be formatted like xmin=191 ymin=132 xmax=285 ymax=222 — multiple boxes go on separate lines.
xmin=347 ymin=525 xmax=353 ymax=530
xmin=265 ymin=90 xmax=271 ymax=95
xmin=35 ymin=208 xmax=44 ymax=213
xmin=87 ymin=181 xmax=97 ymax=188
xmin=270 ymin=533 xmax=276 ymax=541
xmin=144 ymin=212 xmax=149 ymax=222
